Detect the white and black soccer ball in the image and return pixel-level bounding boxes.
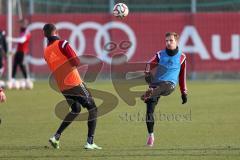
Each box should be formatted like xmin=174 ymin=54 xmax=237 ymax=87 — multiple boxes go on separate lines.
xmin=12 ymin=80 xmax=20 ymax=90
xmin=19 ymin=79 xmax=26 ymax=89
xmin=113 ymin=3 xmax=129 ymax=19
xmin=25 ymin=80 xmax=34 ymax=90
xmin=0 ymin=80 xmax=5 ymax=89
xmin=6 ymin=81 xmax=13 ymax=90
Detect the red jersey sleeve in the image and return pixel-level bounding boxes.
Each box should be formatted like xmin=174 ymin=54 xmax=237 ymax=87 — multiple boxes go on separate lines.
xmin=59 ymin=40 xmax=80 ymax=66
xmin=145 ymin=53 xmax=159 ymax=72
xmin=179 ymin=54 xmax=187 ymax=95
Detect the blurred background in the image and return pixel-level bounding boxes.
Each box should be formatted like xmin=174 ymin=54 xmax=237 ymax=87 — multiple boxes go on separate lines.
xmin=1 ymin=0 xmax=240 ymax=13
xmin=0 ymin=0 xmax=240 ymax=82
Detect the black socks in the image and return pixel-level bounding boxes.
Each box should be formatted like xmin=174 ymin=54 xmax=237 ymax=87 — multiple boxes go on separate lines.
xmin=87 ymin=136 xmax=94 ymax=144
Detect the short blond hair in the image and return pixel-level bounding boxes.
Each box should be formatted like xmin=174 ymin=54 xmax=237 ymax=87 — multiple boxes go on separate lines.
xmin=165 ymin=32 xmax=179 ymax=41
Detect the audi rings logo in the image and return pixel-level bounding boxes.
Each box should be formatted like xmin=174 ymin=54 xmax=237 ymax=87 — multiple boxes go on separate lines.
xmin=26 ymin=21 xmax=137 ymax=65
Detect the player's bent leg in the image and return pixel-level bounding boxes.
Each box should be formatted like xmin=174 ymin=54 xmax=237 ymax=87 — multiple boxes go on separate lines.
xmin=142 ymin=81 xmax=175 ymax=102
xmin=73 ymin=83 xmax=102 ymax=150
xmin=49 ymin=97 xmax=81 ymax=149
xmin=82 ymin=97 xmax=102 ymax=150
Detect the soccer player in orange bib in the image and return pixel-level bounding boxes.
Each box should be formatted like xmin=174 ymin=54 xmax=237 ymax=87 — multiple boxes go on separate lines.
xmin=43 ymin=23 xmax=101 ymax=150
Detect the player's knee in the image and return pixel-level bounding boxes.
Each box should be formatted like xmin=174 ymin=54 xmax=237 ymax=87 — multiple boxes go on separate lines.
xmin=71 ymin=103 xmax=81 ymax=114
xmin=72 ymin=108 xmax=81 ymax=114
xmin=85 ymin=98 xmax=96 ymax=108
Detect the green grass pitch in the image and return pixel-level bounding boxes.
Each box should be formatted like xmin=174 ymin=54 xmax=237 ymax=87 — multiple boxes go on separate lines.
xmin=0 ymin=80 xmax=240 ymax=160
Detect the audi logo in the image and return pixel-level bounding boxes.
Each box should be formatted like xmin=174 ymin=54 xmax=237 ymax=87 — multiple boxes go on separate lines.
xmin=26 ymin=21 xmax=137 ymax=65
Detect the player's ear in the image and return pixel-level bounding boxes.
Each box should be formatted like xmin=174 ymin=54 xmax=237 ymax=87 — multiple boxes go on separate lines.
xmin=43 ymin=31 xmax=46 ymax=37
xmin=53 ymin=30 xmax=58 ymax=36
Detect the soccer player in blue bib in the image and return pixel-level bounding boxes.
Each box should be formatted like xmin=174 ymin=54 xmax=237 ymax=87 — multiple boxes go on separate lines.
xmin=141 ymin=32 xmax=188 ymax=147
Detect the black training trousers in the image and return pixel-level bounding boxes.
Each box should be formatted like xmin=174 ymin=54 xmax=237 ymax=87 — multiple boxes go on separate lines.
xmin=12 ymin=51 xmax=27 ymax=78
xmin=56 ymin=83 xmax=98 ymax=138
xmin=145 ymin=81 xmax=175 ymax=133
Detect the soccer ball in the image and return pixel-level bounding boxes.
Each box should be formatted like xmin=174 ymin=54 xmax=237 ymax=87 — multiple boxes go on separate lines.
xmin=0 ymin=80 xmax=5 ymax=89
xmin=113 ymin=3 xmax=129 ymax=19
xmin=19 ymin=79 xmax=26 ymax=89
xmin=12 ymin=80 xmax=20 ymax=90
xmin=6 ymin=81 xmax=13 ymax=89
xmin=25 ymin=80 xmax=34 ymax=90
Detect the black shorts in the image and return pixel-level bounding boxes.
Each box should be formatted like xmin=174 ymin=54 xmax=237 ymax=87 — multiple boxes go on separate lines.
xmin=62 ymin=83 xmax=94 ymax=110
xmin=149 ymin=81 xmax=175 ymax=97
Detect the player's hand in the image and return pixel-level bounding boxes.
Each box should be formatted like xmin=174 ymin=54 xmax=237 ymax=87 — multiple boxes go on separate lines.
xmin=144 ymin=72 xmax=153 ymax=84
xmin=0 ymin=91 xmax=6 ymax=103
xmin=181 ymin=94 xmax=187 ymax=104
xmin=141 ymin=88 xmax=153 ymax=102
